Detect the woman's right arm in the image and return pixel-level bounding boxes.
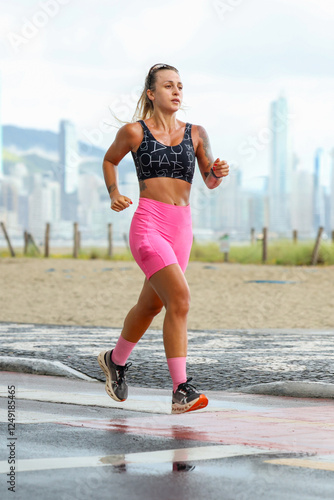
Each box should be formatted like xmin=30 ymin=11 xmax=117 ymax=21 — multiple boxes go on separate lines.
xmin=103 ymin=123 xmax=139 ymax=212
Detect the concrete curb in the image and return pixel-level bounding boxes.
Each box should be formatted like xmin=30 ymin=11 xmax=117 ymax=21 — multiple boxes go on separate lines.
xmin=234 ymin=381 xmax=334 ymax=399
xmin=0 ymin=356 xmax=96 ymax=382
xmin=1 ymin=357 xmax=333 ymax=399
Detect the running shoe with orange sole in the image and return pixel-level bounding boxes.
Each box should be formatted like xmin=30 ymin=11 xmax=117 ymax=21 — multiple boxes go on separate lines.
xmin=172 ymin=378 xmax=209 ymax=414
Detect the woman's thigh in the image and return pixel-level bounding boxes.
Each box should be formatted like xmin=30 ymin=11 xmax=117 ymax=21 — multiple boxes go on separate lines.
xmin=149 ymin=263 xmax=190 ymax=311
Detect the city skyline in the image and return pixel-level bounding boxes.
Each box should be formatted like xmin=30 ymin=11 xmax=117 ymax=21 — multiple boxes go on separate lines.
xmin=1 ymin=88 xmax=333 ymax=192
xmin=1 ymin=91 xmax=333 ymax=245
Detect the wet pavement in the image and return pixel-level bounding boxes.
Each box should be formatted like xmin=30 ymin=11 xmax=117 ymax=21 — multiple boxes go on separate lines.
xmin=0 ymin=372 xmax=334 ymax=500
xmin=1 ymin=321 xmax=334 ymax=499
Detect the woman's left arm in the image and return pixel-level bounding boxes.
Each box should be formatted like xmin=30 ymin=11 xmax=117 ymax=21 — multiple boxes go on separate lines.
xmin=194 ymin=125 xmax=229 ymax=189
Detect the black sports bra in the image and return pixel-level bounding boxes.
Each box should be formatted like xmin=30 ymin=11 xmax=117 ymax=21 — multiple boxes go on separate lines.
xmin=131 ymin=120 xmax=196 ymax=184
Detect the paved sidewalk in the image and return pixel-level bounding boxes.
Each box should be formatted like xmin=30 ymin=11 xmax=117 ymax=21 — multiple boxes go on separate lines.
xmin=1 ymin=322 xmax=334 ymax=392
xmin=1 ymin=321 xmax=334 ymax=499
xmin=0 ymin=371 xmax=334 ymax=500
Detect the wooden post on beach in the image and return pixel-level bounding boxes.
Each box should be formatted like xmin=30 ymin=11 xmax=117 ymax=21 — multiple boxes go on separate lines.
xmin=262 ymin=227 xmax=268 ymax=263
xmin=24 ymin=231 xmax=29 ymax=255
xmin=250 ymin=228 xmax=255 ymax=245
xmin=28 ymin=233 xmax=41 ymax=254
xmin=311 ymin=226 xmax=323 ymax=265
xmin=0 ymin=222 xmax=15 ymax=257
xmin=293 ymin=229 xmax=298 ymax=244
xmin=73 ymin=222 xmax=79 ymax=258
xmin=44 ymin=223 xmax=50 ymax=258
xmin=108 ymin=223 xmax=113 ymax=257
xmin=219 ymin=234 xmax=229 ymax=263
xmin=123 ymin=233 xmax=130 ymax=252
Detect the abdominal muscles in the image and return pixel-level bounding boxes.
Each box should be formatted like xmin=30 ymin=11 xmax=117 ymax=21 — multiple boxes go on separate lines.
xmin=139 ymin=177 xmax=191 ymax=206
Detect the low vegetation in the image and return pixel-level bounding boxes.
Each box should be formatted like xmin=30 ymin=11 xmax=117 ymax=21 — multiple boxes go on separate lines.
xmin=1 ymin=240 xmax=334 ymax=265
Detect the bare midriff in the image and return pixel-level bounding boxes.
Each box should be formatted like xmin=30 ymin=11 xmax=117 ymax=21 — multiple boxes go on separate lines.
xmin=139 ymin=177 xmax=191 ymax=206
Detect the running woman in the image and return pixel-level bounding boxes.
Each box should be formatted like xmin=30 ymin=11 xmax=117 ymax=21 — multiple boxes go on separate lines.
xmin=98 ymin=63 xmax=229 ymax=414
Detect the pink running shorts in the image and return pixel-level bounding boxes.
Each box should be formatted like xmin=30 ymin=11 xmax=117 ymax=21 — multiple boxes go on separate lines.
xmin=129 ymin=197 xmax=193 ymax=280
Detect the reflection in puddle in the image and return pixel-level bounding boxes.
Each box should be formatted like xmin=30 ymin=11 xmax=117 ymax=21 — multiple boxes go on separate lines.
xmin=101 ymin=451 xmax=196 ymax=474
xmin=111 ymin=461 xmax=196 ymax=474
xmin=113 ymin=463 xmax=127 ymax=473
xmin=173 ymin=462 xmax=196 ymax=472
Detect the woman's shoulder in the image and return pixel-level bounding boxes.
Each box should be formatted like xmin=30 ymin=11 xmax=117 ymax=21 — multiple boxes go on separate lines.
xmin=116 ymin=121 xmax=144 ymax=147
xmin=189 ymin=123 xmax=209 ymax=149
xmin=190 ymin=123 xmax=207 ymax=134
xmin=119 ymin=121 xmax=143 ymax=136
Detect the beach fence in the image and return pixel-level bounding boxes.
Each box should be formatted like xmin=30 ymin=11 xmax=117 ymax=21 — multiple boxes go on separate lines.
xmin=24 ymin=231 xmax=41 ymax=256
xmin=248 ymin=226 xmax=325 ymax=264
xmin=0 ymin=221 xmax=332 ymax=264
xmin=248 ymin=227 xmax=268 ymax=263
xmin=0 ymin=221 xmax=115 ymax=259
xmin=0 ymin=222 xmax=15 ymax=257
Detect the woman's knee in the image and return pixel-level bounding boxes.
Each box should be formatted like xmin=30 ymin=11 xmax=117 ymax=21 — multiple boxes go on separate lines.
xmin=138 ymin=296 xmax=163 ymax=318
xmin=149 ymin=264 xmax=191 ymax=317
xmin=149 ymin=301 xmax=164 ymax=317
xmin=167 ymin=288 xmax=191 ymax=316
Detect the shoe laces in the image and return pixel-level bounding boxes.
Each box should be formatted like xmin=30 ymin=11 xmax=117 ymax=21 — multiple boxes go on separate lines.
xmin=177 ymin=377 xmax=197 ymax=394
xmin=115 ymin=362 xmax=132 ymax=382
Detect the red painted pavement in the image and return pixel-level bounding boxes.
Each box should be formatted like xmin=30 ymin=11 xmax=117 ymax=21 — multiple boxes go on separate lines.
xmin=60 ymin=404 xmax=334 ymax=454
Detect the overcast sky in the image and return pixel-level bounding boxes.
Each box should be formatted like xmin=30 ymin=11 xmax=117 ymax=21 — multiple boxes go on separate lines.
xmin=1 ymin=0 xmax=333 ymax=185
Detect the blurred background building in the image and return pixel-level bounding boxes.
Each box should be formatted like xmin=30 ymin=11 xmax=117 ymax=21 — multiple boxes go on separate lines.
xmin=1 ymin=93 xmax=333 ymax=247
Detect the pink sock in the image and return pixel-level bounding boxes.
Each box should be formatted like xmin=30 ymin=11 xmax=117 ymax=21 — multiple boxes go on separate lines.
xmin=167 ymin=357 xmax=187 ymax=393
xmin=111 ymin=336 xmax=137 ymax=366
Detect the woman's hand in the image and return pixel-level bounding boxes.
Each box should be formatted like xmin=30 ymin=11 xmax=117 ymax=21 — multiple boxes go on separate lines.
xmin=212 ymin=158 xmax=229 ymax=178
xmin=110 ymin=194 xmax=133 ymax=212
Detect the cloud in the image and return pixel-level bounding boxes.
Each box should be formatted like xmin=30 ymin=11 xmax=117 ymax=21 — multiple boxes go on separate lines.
xmin=111 ymin=0 xmax=209 ymax=62
xmin=194 ymin=0 xmax=334 ymax=78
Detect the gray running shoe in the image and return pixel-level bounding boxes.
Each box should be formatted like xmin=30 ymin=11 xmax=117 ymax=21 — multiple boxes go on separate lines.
xmin=97 ymin=350 xmax=131 ymax=402
xmin=172 ymin=378 xmax=209 ymax=414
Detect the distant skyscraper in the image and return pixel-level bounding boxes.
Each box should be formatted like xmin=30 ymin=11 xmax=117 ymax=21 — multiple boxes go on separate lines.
xmin=29 ymin=175 xmax=61 ymax=239
xmin=190 ymin=171 xmax=215 ymax=237
xmin=247 ymin=190 xmax=269 ymax=234
xmin=0 ymin=71 xmax=3 ymax=178
xmin=59 ymin=120 xmax=79 ymax=220
xmin=313 ymin=148 xmax=326 ymax=231
xmin=291 ymin=169 xmax=313 ymax=235
xmin=216 ymin=166 xmax=242 ymax=234
xmin=269 ymin=94 xmax=293 ymax=235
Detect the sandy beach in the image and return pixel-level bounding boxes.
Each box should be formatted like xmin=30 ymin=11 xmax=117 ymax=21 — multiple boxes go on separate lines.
xmin=1 ymin=258 xmax=333 ymax=330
